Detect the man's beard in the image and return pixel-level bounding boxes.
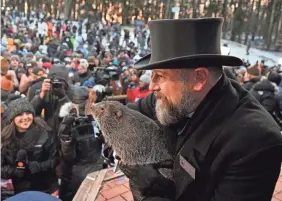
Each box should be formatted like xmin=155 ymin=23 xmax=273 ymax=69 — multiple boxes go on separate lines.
xmin=155 ymin=87 xmax=196 ymax=126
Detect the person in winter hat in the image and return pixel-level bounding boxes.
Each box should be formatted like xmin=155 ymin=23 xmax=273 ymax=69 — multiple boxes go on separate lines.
xmin=27 ymin=67 xmax=47 ymax=101
xmin=10 ymin=55 xmax=20 ymax=70
xmin=249 ymin=71 xmax=282 ymax=126
xmin=1 ymin=57 xmax=19 ymax=89
xmin=127 ymin=73 xmax=152 ymax=103
xmin=1 ymin=74 xmax=14 ymax=101
xmin=1 ymin=98 xmax=59 ymax=195
xmin=268 ymin=71 xmax=282 ymax=86
xmin=71 ymin=59 xmax=95 ymax=87
xmin=243 ymin=64 xmax=262 ymax=91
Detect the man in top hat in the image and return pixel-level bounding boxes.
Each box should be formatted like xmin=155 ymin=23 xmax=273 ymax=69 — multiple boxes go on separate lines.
xmin=119 ymin=18 xmax=282 ymax=201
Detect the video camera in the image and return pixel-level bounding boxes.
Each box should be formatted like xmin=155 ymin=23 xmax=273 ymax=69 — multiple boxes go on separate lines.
xmin=71 ymin=115 xmax=95 ymax=136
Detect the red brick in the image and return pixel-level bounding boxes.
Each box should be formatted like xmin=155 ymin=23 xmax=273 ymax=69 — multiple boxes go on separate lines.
xmin=101 ymin=184 xmax=111 ymax=192
xmin=96 ymin=194 xmax=106 ymax=201
xmin=124 ymin=182 xmax=130 ymax=189
xmin=107 ymin=195 xmax=126 ymax=201
xmin=101 ymin=185 xmax=129 ymax=199
xmin=121 ymin=191 xmax=134 ymax=201
xmin=106 ymin=180 xmax=118 ymax=188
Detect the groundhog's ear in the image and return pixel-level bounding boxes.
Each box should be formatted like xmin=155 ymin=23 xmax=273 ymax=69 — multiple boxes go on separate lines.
xmin=115 ymin=110 xmax=123 ymax=119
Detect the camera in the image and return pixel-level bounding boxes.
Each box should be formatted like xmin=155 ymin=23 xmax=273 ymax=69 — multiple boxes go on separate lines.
xmin=50 ymin=78 xmax=63 ymax=89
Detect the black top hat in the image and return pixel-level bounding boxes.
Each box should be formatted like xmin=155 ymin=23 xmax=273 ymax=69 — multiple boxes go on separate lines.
xmin=135 ymin=18 xmax=243 ymax=70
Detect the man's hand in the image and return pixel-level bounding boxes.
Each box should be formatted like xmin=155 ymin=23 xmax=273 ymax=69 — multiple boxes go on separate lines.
xmin=59 ymin=115 xmax=76 ymax=141
xmin=40 ymin=79 xmax=51 ymax=99
xmin=119 ymin=161 xmax=175 ymax=199
xmin=89 ymin=89 xmax=97 ymax=103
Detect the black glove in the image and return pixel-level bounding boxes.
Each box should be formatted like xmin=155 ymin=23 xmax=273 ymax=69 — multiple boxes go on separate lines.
xmin=28 ymin=161 xmax=41 ymax=174
xmin=119 ymin=161 xmax=175 ymax=200
xmin=58 ymin=115 xmax=76 ymax=142
xmin=13 ymin=168 xmax=26 ymax=178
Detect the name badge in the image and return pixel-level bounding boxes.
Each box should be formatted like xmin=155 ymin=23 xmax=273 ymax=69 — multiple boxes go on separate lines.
xmin=179 ymin=155 xmax=196 ymax=180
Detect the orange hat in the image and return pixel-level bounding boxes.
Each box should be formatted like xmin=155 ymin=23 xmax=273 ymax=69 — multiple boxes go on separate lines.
xmin=1 ymin=58 xmax=9 ymax=75
xmin=1 ymin=74 xmax=14 ymax=91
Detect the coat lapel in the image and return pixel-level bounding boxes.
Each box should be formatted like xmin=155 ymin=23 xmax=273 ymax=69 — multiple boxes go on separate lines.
xmin=173 ymin=75 xmax=241 ymax=200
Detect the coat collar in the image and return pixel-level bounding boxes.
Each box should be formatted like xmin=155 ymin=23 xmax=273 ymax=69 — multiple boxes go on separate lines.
xmin=173 ymin=74 xmax=241 ymax=200
xmin=178 ymin=73 xmax=240 ymax=156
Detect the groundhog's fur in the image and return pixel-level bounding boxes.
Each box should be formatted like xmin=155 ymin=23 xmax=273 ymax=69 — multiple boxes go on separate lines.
xmin=91 ymin=101 xmax=173 ymax=179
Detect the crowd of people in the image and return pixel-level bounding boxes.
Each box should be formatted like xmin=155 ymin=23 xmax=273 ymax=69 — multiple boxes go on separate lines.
xmin=1 ymin=8 xmax=282 ymax=201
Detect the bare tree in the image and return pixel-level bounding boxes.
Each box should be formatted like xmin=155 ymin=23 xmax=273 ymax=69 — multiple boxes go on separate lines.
xmin=63 ymin=0 xmax=75 ymax=20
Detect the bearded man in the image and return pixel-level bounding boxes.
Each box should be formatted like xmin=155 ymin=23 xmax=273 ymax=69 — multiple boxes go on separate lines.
xmin=121 ymin=18 xmax=282 ymax=201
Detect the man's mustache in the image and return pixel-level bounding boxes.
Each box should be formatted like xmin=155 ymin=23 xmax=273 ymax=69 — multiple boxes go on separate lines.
xmin=154 ymin=92 xmax=164 ymax=99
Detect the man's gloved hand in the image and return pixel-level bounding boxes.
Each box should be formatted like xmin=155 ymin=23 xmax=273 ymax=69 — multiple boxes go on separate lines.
xmin=28 ymin=161 xmax=41 ymax=174
xmin=119 ymin=161 xmax=175 ymax=200
xmin=58 ymin=115 xmax=76 ymax=142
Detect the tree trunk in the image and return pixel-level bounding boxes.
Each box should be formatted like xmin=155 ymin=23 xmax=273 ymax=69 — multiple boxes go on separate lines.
xmin=267 ymin=0 xmax=277 ymax=49
xmin=221 ymin=0 xmax=228 ymax=39
xmin=122 ymin=0 xmax=129 ymax=25
xmin=251 ymin=0 xmax=262 ymax=40
xmin=53 ymin=0 xmax=58 ymax=18
xmin=63 ymin=0 xmax=75 ymax=20
xmin=244 ymin=0 xmax=255 ymax=45
xmin=274 ymin=0 xmax=282 ymax=44
xmin=192 ymin=0 xmax=197 ymax=18
xmin=165 ymin=0 xmax=172 ymax=19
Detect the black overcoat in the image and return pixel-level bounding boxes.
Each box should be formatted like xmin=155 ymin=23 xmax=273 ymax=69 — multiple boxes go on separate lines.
xmin=128 ymin=74 xmax=282 ymax=201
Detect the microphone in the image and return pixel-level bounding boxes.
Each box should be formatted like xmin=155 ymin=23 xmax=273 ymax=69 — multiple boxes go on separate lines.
xmin=16 ymin=150 xmax=28 ymax=170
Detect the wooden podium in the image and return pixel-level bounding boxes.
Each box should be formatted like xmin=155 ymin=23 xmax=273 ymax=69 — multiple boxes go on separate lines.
xmin=73 ymin=168 xmax=133 ymax=201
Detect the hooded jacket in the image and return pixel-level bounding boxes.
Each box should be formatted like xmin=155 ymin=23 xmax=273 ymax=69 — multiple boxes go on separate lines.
xmin=250 ymin=79 xmax=282 ymax=124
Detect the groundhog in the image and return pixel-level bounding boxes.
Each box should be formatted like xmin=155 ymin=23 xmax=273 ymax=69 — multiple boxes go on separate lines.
xmin=91 ymin=101 xmax=173 ymax=179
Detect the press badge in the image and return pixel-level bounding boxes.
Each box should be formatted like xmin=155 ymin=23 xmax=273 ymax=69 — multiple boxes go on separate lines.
xmin=179 ymin=155 xmax=196 ymax=180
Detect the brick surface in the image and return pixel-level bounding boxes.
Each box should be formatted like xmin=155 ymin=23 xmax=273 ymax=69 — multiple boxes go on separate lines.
xmin=124 ymin=182 xmax=130 ymax=189
xmin=100 ymin=184 xmax=111 ymax=192
xmin=101 ymin=185 xmax=129 ymax=199
xmin=97 ymin=166 xmax=282 ymax=201
xmin=121 ymin=191 xmax=134 ymax=201
xmin=96 ymin=194 xmax=106 ymax=201
xmin=107 ymin=180 xmax=119 ymax=188
xmin=107 ymin=195 xmax=126 ymax=201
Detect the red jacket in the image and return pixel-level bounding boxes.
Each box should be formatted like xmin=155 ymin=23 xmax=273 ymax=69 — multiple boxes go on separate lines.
xmin=127 ymin=86 xmax=151 ymax=103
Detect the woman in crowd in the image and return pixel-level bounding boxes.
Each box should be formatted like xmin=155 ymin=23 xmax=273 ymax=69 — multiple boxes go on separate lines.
xmin=1 ymin=98 xmax=59 ymax=196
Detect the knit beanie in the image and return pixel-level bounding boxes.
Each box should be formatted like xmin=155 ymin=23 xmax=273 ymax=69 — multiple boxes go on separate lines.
xmin=32 ymin=67 xmax=46 ymax=76
xmin=268 ymin=72 xmax=282 ymax=86
xmin=48 ymin=64 xmax=69 ymax=82
xmin=79 ymin=59 xmax=89 ymax=69
xmin=247 ymin=64 xmax=260 ymax=76
xmin=7 ymin=97 xmax=35 ymax=123
xmin=11 ymin=55 xmax=20 ymax=61
xmin=139 ymin=74 xmax=151 ymax=85
xmin=1 ymin=74 xmax=13 ymax=91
